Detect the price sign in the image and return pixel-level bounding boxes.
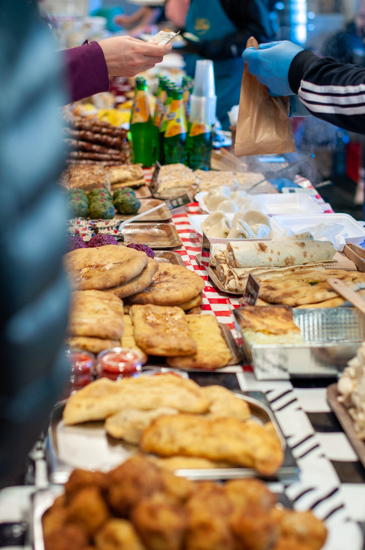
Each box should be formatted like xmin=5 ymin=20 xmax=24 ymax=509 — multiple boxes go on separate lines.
xmin=165 ymin=194 xmax=192 ymax=211
xmin=240 ymin=273 xmax=261 ymax=306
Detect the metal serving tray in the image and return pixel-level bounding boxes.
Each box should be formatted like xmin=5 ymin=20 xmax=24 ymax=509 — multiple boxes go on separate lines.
xmin=153 ymin=250 xmax=186 ymax=266
xmin=46 ymin=391 xmax=298 ymax=484
xmin=121 ymin=222 xmax=182 ymax=249
xmin=115 ymin=199 xmax=171 ymax=222
xmin=234 ymin=307 xmax=365 ymax=379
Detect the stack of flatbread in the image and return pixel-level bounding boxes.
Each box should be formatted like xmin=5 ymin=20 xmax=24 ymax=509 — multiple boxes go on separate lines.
xmin=155 ymin=164 xmax=199 ymax=199
xmin=214 ymin=237 xmax=336 ymax=292
xmin=108 ymin=164 xmax=146 ymax=191
xmin=60 ymin=164 xmax=110 ymax=192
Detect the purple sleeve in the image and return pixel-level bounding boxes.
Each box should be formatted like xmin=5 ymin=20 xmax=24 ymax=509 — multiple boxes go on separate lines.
xmin=61 ymin=41 xmax=110 ymax=103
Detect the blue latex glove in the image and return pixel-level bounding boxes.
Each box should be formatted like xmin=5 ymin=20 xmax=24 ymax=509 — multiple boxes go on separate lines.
xmin=242 ymin=40 xmax=304 ymax=97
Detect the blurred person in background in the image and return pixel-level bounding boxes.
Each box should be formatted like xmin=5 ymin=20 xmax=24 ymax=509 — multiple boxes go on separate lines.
xmin=165 ymin=0 xmax=275 ymax=130
xmin=322 ymin=0 xmax=365 ymax=66
xmin=114 ymin=6 xmax=166 ymax=37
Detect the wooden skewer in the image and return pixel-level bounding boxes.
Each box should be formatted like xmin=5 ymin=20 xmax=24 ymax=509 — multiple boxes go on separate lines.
xmin=327 ymin=277 xmax=365 ymax=315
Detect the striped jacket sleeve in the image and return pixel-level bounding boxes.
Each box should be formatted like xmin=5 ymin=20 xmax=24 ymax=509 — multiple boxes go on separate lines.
xmin=288 ymin=50 xmax=365 ymax=135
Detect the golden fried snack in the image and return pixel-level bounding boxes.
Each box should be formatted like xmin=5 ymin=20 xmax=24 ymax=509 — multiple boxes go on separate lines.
xmin=65 ymin=486 xmax=109 ymax=536
xmin=225 ymin=479 xmax=277 ymax=512
xmin=161 ymin=470 xmax=196 ymax=504
xmin=107 ymin=455 xmax=164 ymax=516
xmin=140 ymin=415 xmax=284 ymax=476
xmin=95 ymin=519 xmax=145 ymax=550
xmin=177 ymin=292 xmax=203 ymax=311
xmin=152 ymin=456 xmax=233 ymax=470
xmin=66 ymin=336 xmax=120 ymax=354
xmin=105 ymin=407 xmax=178 ymax=444
xmin=120 ymin=315 xmax=147 ymax=364
xmin=202 ymin=385 xmax=251 ymax=421
xmin=272 ymin=508 xmax=327 ymax=550
xmin=167 ymin=315 xmax=232 ymax=370
xmin=230 ymin=506 xmax=279 ymax=550
xmin=42 ymin=496 xmax=67 ymax=537
xmin=65 ymin=469 xmax=109 ymax=499
xmin=44 ymin=525 xmax=89 ymax=550
xmin=130 ymin=304 xmax=197 ymax=356
xmin=63 ymin=375 xmax=210 ymax=425
xmin=131 ymin=493 xmax=188 ymax=550
xmin=108 ymin=258 xmax=159 ymax=299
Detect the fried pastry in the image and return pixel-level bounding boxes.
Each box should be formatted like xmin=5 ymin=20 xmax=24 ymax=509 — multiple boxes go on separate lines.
xmin=271 ymin=508 xmax=327 ymax=550
xmin=120 ymin=315 xmax=147 ymax=364
xmin=95 ymin=519 xmax=145 ymax=550
xmin=105 ymin=407 xmax=178 ymax=444
xmin=130 ymin=304 xmax=197 ymax=356
xmin=201 ymin=385 xmax=250 ymax=421
xmin=108 ymin=259 xmax=158 ymax=299
xmin=126 ymin=264 xmax=205 ymax=307
xmin=66 ymin=336 xmax=120 ymax=354
xmin=64 ymin=245 xmax=148 ymax=290
xmin=65 ymin=486 xmax=109 ymax=536
xmin=68 ymin=290 xmax=124 ymax=340
xmin=167 ymin=315 xmax=232 ymax=370
xmin=140 ymin=415 xmax=284 ymax=476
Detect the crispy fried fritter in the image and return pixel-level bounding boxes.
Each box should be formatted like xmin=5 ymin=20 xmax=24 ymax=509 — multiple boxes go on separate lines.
xmin=161 ymin=470 xmax=196 ymax=504
xmin=188 ymin=482 xmax=233 ymax=518
xmin=225 ymin=479 xmax=277 ymax=513
xmin=66 ymin=486 xmax=109 ymax=536
xmin=107 ymin=455 xmax=164 ymax=516
xmin=131 ymin=493 xmax=187 ymax=550
xmin=65 ymin=469 xmax=109 ymax=500
xmin=44 ymin=525 xmax=88 ymax=550
xmin=201 ymin=386 xmax=251 ymax=421
xmin=95 ymin=518 xmax=145 ymax=550
xmin=272 ymin=508 xmax=327 ymax=550
xmin=42 ymin=495 xmax=68 ymax=537
xmin=140 ymin=415 xmax=284 ymax=476
xmin=230 ymin=506 xmax=279 ymax=550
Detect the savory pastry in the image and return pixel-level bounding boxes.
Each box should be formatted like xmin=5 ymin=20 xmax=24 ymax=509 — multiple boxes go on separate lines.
xmin=271 ymin=508 xmax=327 ymax=550
xmin=66 ymin=336 xmax=120 ymax=354
xmin=167 ymin=315 xmax=232 ymax=370
xmin=120 ymin=315 xmax=148 ymax=364
xmin=229 ymin=506 xmax=278 ymax=550
xmin=63 ymin=374 xmax=210 ymax=425
xmin=108 ymin=164 xmax=145 ymax=185
xmin=130 ymin=304 xmax=197 ymax=356
xmin=68 ymin=290 xmax=124 ymax=340
xmin=63 ymin=164 xmax=109 ymax=191
xmin=95 ymin=519 xmax=145 ymax=550
xmin=126 ymin=264 xmax=205 ymax=307
xmin=65 ymin=486 xmax=109 ymax=536
xmin=107 ymin=259 xmax=159 ymax=299
xmin=201 ymin=385 xmax=250 ymax=421
xmin=225 ymin=479 xmax=277 ymax=512
xmin=177 ymin=293 xmax=203 ymax=311
xmin=64 ymin=245 xmax=148 ymax=290
xmin=140 ymin=415 xmax=284 ymax=476
xmin=152 ymin=456 xmax=233 ymax=470
xmin=235 ymin=305 xmax=303 ymax=345
xmin=105 ymin=407 xmax=178 ymax=444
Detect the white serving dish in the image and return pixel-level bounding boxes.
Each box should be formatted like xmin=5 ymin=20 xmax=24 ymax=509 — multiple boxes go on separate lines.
xmin=255 ymin=193 xmax=324 ymax=216
xmin=188 ymin=214 xmax=288 ymax=240
xmin=274 ymin=213 xmax=365 ymax=248
xmin=195 ymin=191 xmax=264 ymax=214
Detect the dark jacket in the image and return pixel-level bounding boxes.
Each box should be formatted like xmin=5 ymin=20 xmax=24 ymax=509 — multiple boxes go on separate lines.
xmin=322 ymin=21 xmax=365 ymax=66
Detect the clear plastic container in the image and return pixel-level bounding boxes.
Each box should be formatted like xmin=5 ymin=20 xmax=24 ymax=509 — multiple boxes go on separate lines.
xmin=97 ymin=347 xmax=143 ymax=380
xmin=66 ymin=349 xmax=94 ymax=390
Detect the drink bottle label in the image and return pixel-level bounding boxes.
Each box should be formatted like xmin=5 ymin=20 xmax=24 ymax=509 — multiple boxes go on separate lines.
xmin=189 ymin=123 xmax=211 ymax=137
xmin=131 ymin=91 xmax=149 ymax=124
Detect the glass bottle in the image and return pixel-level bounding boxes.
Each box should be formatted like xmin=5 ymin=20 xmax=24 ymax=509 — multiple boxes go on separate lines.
xmin=159 ymin=83 xmax=175 ymax=164
xmin=130 ymin=76 xmax=159 ymax=166
xmin=164 ymin=88 xmax=187 ymax=165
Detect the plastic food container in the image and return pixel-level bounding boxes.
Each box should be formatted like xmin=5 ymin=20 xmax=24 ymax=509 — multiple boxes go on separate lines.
xmin=97 ymin=347 xmax=143 ymax=380
xmin=65 ymin=349 xmax=94 ymax=390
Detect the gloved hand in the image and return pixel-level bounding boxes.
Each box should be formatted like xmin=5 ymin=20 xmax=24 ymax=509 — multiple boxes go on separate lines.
xmin=242 ymin=40 xmax=304 ymax=96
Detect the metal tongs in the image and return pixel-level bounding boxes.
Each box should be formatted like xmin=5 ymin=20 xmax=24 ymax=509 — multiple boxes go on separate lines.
xmin=117 ymin=203 xmax=165 ymax=232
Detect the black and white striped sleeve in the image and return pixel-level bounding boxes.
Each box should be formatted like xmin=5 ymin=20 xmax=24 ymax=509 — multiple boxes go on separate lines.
xmin=288 ymin=49 xmax=365 ymax=135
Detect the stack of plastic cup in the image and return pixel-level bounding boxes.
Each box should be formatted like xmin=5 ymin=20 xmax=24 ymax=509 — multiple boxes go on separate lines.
xmin=190 ymin=60 xmax=217 ymax=125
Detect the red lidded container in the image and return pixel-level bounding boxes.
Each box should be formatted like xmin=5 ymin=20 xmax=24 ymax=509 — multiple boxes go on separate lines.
xmin=97 ymin=347 xmax=143 ymax=380
xmin=66 ymin=349 xmax=95 ymax=391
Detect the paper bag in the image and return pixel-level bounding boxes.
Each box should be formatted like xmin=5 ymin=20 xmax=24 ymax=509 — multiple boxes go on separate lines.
xmin=235 ymin=37 xmax=296 ymax=156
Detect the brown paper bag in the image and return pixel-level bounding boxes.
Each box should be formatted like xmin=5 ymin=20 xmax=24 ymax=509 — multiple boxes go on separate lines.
xmin=235 ymin=37 xmax=296 ymax=156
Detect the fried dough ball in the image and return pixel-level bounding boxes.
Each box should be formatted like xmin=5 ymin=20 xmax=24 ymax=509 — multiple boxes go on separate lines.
xmin=131 ymin=493 xmax=187 ymax=550
xmin=107 ymin=455 xmax=164 ymax=516
xmin=66 ymin=486 xmax=109 ymax=536
xmin=65 ymin=469 xmax=109 ymax=500
xmin=271 ymin=508 xmax=327 ymax=550
xmin=230 ymin=506 xmax=279 ymax=550
xmin=186 ymin=483 xmax=234 ymax=550
xmin=161 ymin=470 xmax=196 ymax=504
xmin=42 ymin=495 xmax=68 ymax=536
xmin=44 ymin=525 xmax=88 ymax=550
xmin=95 ymin=518 xmax=145 ymax=550
xmin=225 ymin=479 xmax=277 ymax=513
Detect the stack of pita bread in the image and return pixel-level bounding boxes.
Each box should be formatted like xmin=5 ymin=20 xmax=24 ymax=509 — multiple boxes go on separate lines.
xmin=214 ymin=235 xmax=336 ymax=293
xmin=60 ymin=164 xmax=146 ymax=193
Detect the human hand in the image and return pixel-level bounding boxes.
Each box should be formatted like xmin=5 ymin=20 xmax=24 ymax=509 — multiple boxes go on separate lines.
xmin=114 ymin=14 xmax=134 ymax=29
xmin=242 ymin=40 xmax=304 ymax=96
xmin=99 ymin=36 xmax=172 ymax=77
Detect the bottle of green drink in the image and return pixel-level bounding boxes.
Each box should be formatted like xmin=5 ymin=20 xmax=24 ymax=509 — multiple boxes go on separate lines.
xmin=164 ymin=88 xmax=187 ymax=165
xmin=130 ymin=77 xmax=159 ymax=166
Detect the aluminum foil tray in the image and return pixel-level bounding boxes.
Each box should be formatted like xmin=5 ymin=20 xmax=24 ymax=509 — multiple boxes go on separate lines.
xmin=234 ymin=307 xmax=365 ymax=380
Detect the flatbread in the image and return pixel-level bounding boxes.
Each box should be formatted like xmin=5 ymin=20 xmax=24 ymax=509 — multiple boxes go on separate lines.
xmin=64 ymin=245 xmax=148 ymax=290
xmin=226 ymin=240 xmax=335 ymax=269
xmin=167 ymin=315 xmax=232 ymax=370
xmin=201 ymin=385 xmax=251 ymax=421
xmin=235 ymin=305 xmax=303 ymax=345
xmin=130 ymin=304 xmax=197 ymax=356
xmin=259 ymin=269 xmax=365 ymax=306
xmin=108 ymin=164 xmax=144 ymax=184
xmin=126 ymin=264 xmax=205 ymax=306
xmin=107 ymin=259 xmax=159 ymax=299
xmin=67 ymin=336 xmax=120 ymax=354
xmin=120 ymin=315 xmax=148 ymax=364
xmin=177 ymin=292 xmax=203 ymax=311
xmin=68 ymin=290 xmax=124 ymax=340
xmin=105 ymin=407 xmax=178 ymax=443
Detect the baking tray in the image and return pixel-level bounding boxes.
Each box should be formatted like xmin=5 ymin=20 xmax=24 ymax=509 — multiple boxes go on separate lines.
xmin=46 ymin=391 xmax=298 ymax=484
xmin=327 ymin=383 xmax=365 ymax=469
xmin=144 ymin=323 xmax=242 ymax=371
xmin=196 ymin=253 xmax=242 ymax=295
xmin=234 ymin=307 xmax=365 ymax=379
xmin=115 ymin=199 xmax=171 ymax=222
xmin=134 ymin=185 xmax=152 ymax=199
xmin=121 ymin=223 xmax=182 ymax=249
xmin=31 ymin=486 xmax=294 ymax=550
xmin=154 ymin=250 xmax=186 ymax=266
